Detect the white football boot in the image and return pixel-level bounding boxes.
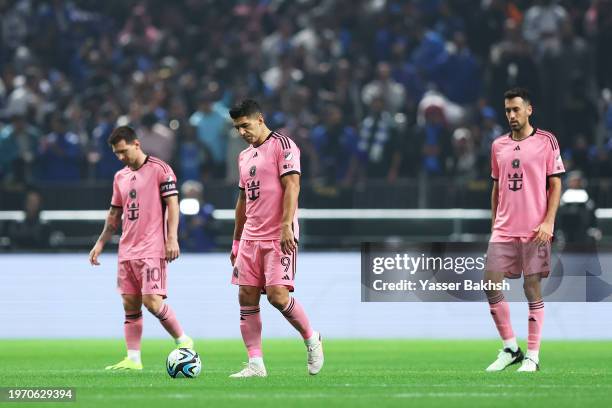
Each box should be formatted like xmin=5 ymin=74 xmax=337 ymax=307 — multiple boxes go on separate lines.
xmin=485 ymin=347 xmax=524 ymax=372
xmin=229 ymin=362 xmax=268 ymax=378
xmin=306 ymin=331 xmax=324 ymax=375
xmin=517 ymin=356 xmax=539 ymax=372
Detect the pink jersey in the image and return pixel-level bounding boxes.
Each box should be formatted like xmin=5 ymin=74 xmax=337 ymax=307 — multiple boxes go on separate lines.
xmin=238 ymin=131 xmax=300 ymax=241
xmin=491 ymin=128 xmax=565 ymax=236
xmin=111 ymin=156 xmax=178 ymax=261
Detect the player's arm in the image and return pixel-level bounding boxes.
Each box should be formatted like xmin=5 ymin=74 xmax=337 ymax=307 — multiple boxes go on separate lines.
xmin=164 ymin=194 xmax=180 ymax=262
xmin=230 ymin=190 xmax=246 ymax=265
xmin=534 ymin=176 xmax=562 ymax=245
xmin=280 ymin=173 xmax=300 ymax=255
xmin=89 ymin=206 xmax=122 ymax=265
xmin=491 ymin=180 xmax=499 ymax=232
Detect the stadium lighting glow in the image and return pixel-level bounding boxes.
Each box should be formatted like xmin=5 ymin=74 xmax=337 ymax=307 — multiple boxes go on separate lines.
xmin=561 ymin=189 xmax=589 ymax=204
xmin=179 ymin=198 xmax=200 ymax=215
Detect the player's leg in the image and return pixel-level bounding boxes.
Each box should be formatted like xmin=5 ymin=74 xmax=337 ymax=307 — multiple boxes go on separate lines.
xmin=517 ymin=240 xmax=549 ymax=372
xmin=518 ymin=273 xmax=544 ymax=372
xmin=105 ymin=294 xmax=145 ymax=370
xmin=142 ymin=294 xmax=192 ymax=348
xmin=230 ymin=240 xmax=267 ymax=378
xmin=484 ymin=240 xmax=523 ymax=371
xmin=106 ymin=262 xmax=144 ymax=370
xmin=135 ymin=258 xmax=192 ymax=348
xmin=266 ymin=285 xmax=312 ymax=339
xmin=265 ymin=285 xmax=323 ymax=375
xmin=263 ymin=241 xmax=323 ymax=375
xmin=229 ymin=285 xmax=267 ymax=378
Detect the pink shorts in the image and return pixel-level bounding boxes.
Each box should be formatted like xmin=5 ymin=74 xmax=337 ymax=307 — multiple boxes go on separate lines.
xmin=486 ymin=230 xmax=550 ymax=278
xmin=117 ymin=258 xmax=168 ymax=298
xmin=231 ymin=240 xmax=296 ymax=291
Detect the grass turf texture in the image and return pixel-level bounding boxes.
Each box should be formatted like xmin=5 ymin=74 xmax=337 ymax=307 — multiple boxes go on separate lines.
xmin=0 ymin=340 xmax=610 ymax=407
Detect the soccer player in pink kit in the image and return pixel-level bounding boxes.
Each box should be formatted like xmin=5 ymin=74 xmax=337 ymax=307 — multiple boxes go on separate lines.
xmin=485 ymin=88 xmax=564 ymax=372
xmin=228 ymin=99 xmax=323 ymax=377
xmin=88 ymin=126 xmax=193 ymax=370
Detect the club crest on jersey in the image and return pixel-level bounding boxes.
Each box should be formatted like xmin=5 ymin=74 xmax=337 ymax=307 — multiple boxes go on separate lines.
xmin=284 ymin=151 xmax=293 ymax=161
xmin=127 ymin=201 xmax=139 ymax=220
xmin=249 ymin=165 xmax=257 ymax=177
xmin=129 ymin=189 xmax=137 ymax=199
xmin=508 ymin=172 xmax=523 ymax=191
xmin=247 ymin=180 xmax=260 ymax=201
xmin=512 ymin=159 xmax=520 ymax=169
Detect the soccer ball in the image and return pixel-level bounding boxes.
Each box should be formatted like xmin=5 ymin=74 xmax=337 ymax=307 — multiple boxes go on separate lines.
xmin=166 ymin=348 xmax=201 ymax=378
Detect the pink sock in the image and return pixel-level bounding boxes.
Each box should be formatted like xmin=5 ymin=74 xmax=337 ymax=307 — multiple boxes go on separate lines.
xmin=281 ymin=297 xmax=314 ymax=340
xmin=124 ymin=310 xmax=143 ymax=350
xmin=488 ymin=294 xmax=515 ymax=341
xmin=528 ymin=300 xmax=545 ymax=352
xmin=240 ymin=306 xmax=263 ymax=358
xmin=153 ymin=303 xmax=184 ymax=339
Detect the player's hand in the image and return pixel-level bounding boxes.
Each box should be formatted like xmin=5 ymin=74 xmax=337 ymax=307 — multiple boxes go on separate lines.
xmin=280 ymin=224 xmax=296 ymax=255
xmin=165 ymin=238 xmax=180 ymax=263
xmin=230 ymin=252 xmax=237 ymax=266
xmin=533 ymin=222 xmax=553 ymax=246
xmin=89 ymin=242 xmax=103 ymax=266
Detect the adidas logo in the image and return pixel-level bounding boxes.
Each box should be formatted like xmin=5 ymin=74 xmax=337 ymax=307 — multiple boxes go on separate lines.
xmin=152 ymin=284 xmax=159 ymax=289
xmin=281 ymin=275 xmax=290 ymax=280
xmin=514 ymin=146 xmax=520 ymax=151
xmin=529 ymin=317 xmax=536 ymax=322
xmin=253 ymin=152 xmax=258 ymax=158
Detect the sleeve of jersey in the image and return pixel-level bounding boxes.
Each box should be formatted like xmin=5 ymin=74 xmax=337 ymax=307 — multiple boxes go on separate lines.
xmin=546 ymin=135 xmax=565 ymax=176
xmin=278 ymin=139 xmax=301 ymax=177
xmin=238 ymin=153 xmax=245 ymax=190
xmin=110 ymin=175 xmax=122 ymax=208
xmin=158 ymin=167 xmax=178 ymax=198
xmin=490 ymin=142 xmax=499 ymax=180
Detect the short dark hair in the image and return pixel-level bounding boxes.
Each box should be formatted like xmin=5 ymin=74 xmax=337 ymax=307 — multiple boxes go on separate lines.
xmin=504 ymin=87 xmax=531 ymax=104
xmin=229 ymin=99 xmax=262 ymax=119
xmin=108 ymin=126 xmax=138 ymax=146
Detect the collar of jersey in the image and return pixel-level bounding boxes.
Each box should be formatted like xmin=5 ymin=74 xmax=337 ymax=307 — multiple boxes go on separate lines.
xmin=253 ymin=132 xmax=274 ymax=148
xmin=131 ymin=155 xmax=149 ymax=171
xmin=509 ymin=127 xmax=537 ymax=142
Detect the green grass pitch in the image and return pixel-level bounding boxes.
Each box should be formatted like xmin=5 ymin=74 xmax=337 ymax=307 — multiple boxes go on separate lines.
xmin=0 ymin=339 xmax=610 ymax=407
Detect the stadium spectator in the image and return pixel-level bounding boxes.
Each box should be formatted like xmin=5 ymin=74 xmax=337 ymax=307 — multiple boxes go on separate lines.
xmin=310 ymin=104 xmax=358 ymax=185
xmin=356 ymin=96 xmax=402 ymax=180
xmin=38 ymin=113 xmax=81 ymax=182
xmin=361 ymin=62 xmax=405 ymax=115
xmin=88 ymin=107 xmax=122 ymax=180
xmin=441 ymin=31 xmax=481 ymax=105
xmin=557 ymin=170 xmax=601 ymax=244
xmin=7 ymin=190 xmax=51 ymax=249
xmin=415 ymin=105 xmax=451 ymax=176
xmin=0 ymin=0 xmax=610 ymax=207
xmin=189 ymin=92 xmax=230 ymax=179
xmin=178 ymin=180 xmax=217 ymax=252
xmin=0 ymin=113 xmax=41 ymax=184
xmin=138 ymin=112 xmax=176 ymax=164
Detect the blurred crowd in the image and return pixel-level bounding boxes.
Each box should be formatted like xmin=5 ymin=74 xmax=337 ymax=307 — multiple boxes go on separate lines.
xmin=2 ymin=0 xmax=612 ymax=189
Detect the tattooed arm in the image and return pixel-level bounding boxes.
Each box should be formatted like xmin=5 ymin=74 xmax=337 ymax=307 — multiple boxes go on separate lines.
xmin=89 ymin=206 xmax=122 ymax=265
